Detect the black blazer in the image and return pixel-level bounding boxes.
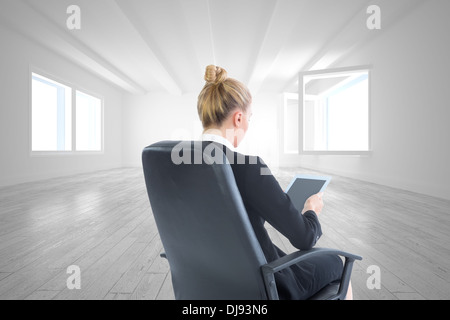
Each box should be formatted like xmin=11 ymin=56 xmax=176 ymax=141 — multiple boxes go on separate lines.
xmin=220 ymin=143 xmax=323 ymax=299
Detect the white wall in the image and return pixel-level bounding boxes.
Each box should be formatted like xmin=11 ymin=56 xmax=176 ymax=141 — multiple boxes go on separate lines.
xmin=0 ymin=25 xmax=124 ymax=187
xmin=122 ymin=92 xmax=201 ymax=167
xmin=122 ymin=91 xmax=279 ymax=168
xmin=239 ymin=93 xmax=279 ymax=168
xmin=280 ymin=1 xmax=450 ymax=200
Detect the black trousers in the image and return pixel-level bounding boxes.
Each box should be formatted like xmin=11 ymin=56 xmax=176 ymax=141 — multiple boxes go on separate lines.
xmin=275 ymin=247 xmax=344 ymax=300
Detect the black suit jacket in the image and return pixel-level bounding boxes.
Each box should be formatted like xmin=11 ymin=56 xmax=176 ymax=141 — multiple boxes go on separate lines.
xmin=220 ymin=144 xmax=323 ymax=299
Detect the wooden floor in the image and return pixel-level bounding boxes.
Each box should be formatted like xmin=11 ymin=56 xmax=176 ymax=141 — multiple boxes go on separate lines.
xmin=0 ymin=167 xmax=449 ymax=300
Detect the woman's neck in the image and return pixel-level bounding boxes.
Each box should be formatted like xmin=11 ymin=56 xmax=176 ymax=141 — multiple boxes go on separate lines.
xmin=203 ymin=127 xmax=236 ymax=148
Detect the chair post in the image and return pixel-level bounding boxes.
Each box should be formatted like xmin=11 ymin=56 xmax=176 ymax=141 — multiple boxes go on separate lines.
xmin=261 ymin=267 xmax=279 ymax=300
xmin=334 ymin=257 xmax=356 ymax=300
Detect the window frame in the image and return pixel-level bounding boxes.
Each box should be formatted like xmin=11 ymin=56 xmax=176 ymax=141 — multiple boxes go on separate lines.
xmin=283 ymin=92 xmax=300 ymax=154
xmin=298 ymin=65 xmax=373 ymax=156
xmin=29 ymin=67 xmax=105 ymax=157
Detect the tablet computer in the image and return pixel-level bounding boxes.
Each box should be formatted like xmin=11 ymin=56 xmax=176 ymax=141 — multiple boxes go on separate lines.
xmin=285 ymin=174 xmax=332 ymax=212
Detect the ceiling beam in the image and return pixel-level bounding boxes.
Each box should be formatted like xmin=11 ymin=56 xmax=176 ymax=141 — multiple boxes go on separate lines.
xmin=280 ymin=0 xmax=373 ymax=93
xmin=328 ymin=0 xmax=426 ymax=70
xmin=247 ymin=0 xmax=308 ymax=95
xmin=178 ymin=0 xmax=217 ymax=78
xmin=280 ymin=0 xmax=425 ymax=93
xmin=16 ymin=0 xmax=148 ymax=94
xmin=112 ymin=0 xmax=183 ymax=96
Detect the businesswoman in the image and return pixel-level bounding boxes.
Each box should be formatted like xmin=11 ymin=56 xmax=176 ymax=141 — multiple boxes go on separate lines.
xmin=198 ymin=65 xmax=352 ymax=300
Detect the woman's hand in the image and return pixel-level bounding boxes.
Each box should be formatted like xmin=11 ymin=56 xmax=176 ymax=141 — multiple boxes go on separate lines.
xmin=302 ymin=192 xmax=324 ymax=215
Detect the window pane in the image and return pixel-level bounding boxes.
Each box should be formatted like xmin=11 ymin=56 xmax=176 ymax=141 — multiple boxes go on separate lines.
xmin=327 ymin=76 xmax=369 ymax=151
xmin=303 ymin=71 xmax=369 ymax=152
xmin=32 ymin=73 xmax=72 ymax=151
xmin=76 ymin=91 xmax=102 ymax=151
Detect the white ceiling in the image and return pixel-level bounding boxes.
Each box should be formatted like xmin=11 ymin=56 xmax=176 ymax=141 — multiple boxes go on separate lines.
xmin=0 ymin=0 xmax=425 ymax=95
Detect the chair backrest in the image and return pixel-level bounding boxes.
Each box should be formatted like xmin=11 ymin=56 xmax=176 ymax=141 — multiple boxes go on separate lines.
xmin=142 ymin=141 xmax=269 ymax=300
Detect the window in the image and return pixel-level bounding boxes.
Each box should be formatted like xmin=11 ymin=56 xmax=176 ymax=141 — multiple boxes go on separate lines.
xmin=32 ymin=73 xmax=72 ymax=151
xmin=31 ymin=72 xmax=103 ymax=153
xmin=76 ymin=91 xmax=102 ymax=151
xmin=298 ymin=67 xmax=371 ymax=155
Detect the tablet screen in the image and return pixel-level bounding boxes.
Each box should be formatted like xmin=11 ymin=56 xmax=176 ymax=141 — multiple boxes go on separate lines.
xmin=286 ymin=176 xmax=331 ymax=212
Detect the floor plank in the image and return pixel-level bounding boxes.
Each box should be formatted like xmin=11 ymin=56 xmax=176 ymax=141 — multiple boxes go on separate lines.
xmin=24 ymin=290 xmax=60 ymax=300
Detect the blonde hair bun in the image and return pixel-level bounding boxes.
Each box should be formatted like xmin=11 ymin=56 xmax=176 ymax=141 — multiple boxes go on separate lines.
xmin=198 ymin=64 xmax=252 ymax=128
xmin=204 ymin=65 xmax=228 ymax=84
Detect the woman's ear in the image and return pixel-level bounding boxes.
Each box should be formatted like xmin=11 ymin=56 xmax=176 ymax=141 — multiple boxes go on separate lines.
xmin=233 ymin=111 xmax=243 ymax=128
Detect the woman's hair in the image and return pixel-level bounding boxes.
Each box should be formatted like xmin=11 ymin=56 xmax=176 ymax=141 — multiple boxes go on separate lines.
xmin=197 ymin=65 xmax=252 ymax=128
